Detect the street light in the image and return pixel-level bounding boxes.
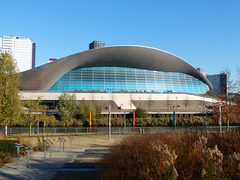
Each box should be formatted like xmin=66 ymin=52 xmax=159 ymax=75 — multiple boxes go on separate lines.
xmin=176 ymin=97 xmax=178 ymax=109
xmin=101 ymin=96 xmax=103 ymax=110
xmin=219 ymin=105 xmax=222 ymax=134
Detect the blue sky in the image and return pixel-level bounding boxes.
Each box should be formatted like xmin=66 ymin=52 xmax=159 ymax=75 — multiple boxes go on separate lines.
xmin=1 ymin=0 xmax=240 ymax=78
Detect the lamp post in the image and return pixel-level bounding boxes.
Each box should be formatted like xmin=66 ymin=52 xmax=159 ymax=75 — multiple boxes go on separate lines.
xmin=206 ymin=110 xmax=208 ymax=132
xmin=108 ymin=105 xmax=111 ymax=140
xmin=101 ymin=96 xmax=103 ymax=110
xmin=176 ymin=97 xmax=178 ymax=109
xmin=219 ymin=105 xmax=222 ymax=134
xmin=203 ymin=96 xmax=205 ymax=110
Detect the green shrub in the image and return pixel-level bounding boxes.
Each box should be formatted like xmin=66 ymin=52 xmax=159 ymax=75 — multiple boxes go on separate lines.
xmin=135 ymin=107 xmax=148 ymax=118
xmin=0 ymin=157 xmax=2 ymax=168
xmin=0 ymin=140 xmax=17 ymax=155
xmin=0 ymin=140 xmax=16 ymax=167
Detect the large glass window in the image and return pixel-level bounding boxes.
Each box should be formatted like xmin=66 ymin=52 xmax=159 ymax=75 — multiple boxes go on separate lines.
xmin=47 ymin=67 xmax=209 ymax=94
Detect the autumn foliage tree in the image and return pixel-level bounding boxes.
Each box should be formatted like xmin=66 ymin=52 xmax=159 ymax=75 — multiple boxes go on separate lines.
xmin=0 ymin=53 xmax=22 ymax=136
xmin=213 ymin=68 xmax=240 ymax=127
xmin=213 ymin=95 xmax=240 ymax=127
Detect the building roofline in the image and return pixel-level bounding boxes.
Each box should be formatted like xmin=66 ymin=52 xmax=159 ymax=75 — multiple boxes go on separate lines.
xmin=20 ymin=45 xmax=213 ymax=91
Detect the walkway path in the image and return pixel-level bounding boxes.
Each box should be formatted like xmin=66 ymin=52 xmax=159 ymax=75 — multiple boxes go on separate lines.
xmin=0 ymin=135 xmax=125 ymax=180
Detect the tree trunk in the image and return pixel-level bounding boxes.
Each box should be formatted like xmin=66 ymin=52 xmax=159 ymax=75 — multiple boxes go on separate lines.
xmin=4 ymin=123 xmax=8 ymax=137
xmin=37 ymin=121 xmax=39 ymax=134
xmin=43 ymin=121 xmax=46 ymax=134
xmin=29 ymin=122 xmax=31 ymax=136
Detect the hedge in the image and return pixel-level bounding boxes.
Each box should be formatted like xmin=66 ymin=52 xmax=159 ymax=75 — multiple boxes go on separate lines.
xmin=0 ymin=140 xmax=17 ymax=156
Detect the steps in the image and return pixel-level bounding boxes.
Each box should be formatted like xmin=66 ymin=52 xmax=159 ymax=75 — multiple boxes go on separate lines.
xmin=51 ymin=146 xmax=109 ymax=180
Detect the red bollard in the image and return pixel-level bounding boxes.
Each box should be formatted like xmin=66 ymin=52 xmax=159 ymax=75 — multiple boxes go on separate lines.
xmin=89 ymin=111 xmax=91 ymax=126
xmin=88 ymin=126 xmax=92 ymax=133
xmin=133 ymin=111 xmax=135 ymax=126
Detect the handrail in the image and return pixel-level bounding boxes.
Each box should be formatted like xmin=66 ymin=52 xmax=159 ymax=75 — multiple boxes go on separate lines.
xmin=21 ymin=143 xmax=32 ymax=150
xmin=58 ymin=137 xmax=66 ymax=151
xmin=14 ymin=142 xmax=32 ymax=169
xmin=43 ymin=139 xmax=54 ymax=158
xmin=68 ymin=136 xmax=74 ymax=149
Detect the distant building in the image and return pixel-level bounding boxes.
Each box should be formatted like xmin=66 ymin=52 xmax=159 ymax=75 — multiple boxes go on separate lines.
xmin=48 ymin=58 xmax=57 ymax=63
xmin=197 ymin=67 xmax=207 ymax=77
xmin=0 ymin=36 xmax=35 ymax=72
xmin=207 ymin=73 xmax=227 ymax=96
xmin=89 ymin=40 xmax=105 ymax=50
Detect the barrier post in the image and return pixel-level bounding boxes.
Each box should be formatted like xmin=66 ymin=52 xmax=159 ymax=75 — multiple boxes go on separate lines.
xmin=69 ymin=136 xmax=73 ymax=149
xmin=15 ymin=143 xmax=22 ymax=170
xmin=62 ymin=137 xmax=66 ymax=151
xmin=89 ymin=111 xmax=91 ymax=126
xmin=43 ymin=140 xmax=47 ymax=158
xmin=48 ymin=140 xmax=53 ymax=158
xmin=58 ymin=137 xmax=62 ymax=152
xmin=173 ymin=111 xmax=176 ymax=132
xmin=26 ymin=149 xmax=31 ymax=168
xmin=19 ymin=143 xmax=32 ymax=168
xmin=133 ymin=111 xmax=135 ymax=127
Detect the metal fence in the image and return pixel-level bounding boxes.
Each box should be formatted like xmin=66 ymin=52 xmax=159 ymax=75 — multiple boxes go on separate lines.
xmin=0 ymin=126 xmax=240 ymax=135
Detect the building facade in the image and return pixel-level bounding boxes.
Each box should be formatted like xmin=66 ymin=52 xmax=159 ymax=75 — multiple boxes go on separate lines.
xmin=0 ymin=36 xmax=35 ymax=72
xmin=207 ymin=73 xmax=227 ymax=96
xmin=20 ymin=45 xmax=216 ymax=114
xmin=197 ymin=67 xmax=207 ymax=77
xmin=89 ymin=40 xmax=105 ymax=50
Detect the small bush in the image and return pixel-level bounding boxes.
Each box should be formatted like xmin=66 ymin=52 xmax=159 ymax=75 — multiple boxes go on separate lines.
xmin=135 ymin=107 xmax=148 ymax=118
xmin=0 ymin=140 xmax=16 ymax=167
xmin=0 ymin=140 xmax=16 ymax=155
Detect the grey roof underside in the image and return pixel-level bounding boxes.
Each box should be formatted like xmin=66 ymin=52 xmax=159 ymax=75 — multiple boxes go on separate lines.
xmin=20 ymin=46 xmax=213 ymax=91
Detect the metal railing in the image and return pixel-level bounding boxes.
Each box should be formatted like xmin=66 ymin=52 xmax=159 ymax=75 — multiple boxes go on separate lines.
xmin=43 ymin=139 xmax=53 ymax=158
xmin=2 ymin=126 xmax=240 ymax=135
xmin=58 ymin=137 xmax=66 ymax=152
xmin=68 ymin=136 xmax=74 ymax=149
xmin=14 ymin=143 xmax=32 ymax=169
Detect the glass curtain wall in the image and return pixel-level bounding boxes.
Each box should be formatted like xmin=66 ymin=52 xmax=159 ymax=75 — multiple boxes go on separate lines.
xmin=47 ymin=67 xmax=209 ymax=94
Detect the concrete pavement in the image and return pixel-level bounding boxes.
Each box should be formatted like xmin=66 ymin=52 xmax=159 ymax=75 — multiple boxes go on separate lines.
xmin=0 ymin=135 xmax=125 ymax=180
xmin=0 ymin=147 xmax=86 ymax=180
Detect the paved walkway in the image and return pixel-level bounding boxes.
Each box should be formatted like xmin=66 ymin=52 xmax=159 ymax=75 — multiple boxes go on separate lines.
xmin=0 ymin=135 xmax=125 ymax=180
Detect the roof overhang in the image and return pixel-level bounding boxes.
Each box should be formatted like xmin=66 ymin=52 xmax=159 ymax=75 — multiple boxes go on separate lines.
xmin=20 ymin=45 xmax=213 ymax=91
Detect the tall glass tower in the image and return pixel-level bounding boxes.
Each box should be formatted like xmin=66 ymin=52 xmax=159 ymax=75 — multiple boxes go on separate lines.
xmin=0 ymin=36 xmax=36 ymax=72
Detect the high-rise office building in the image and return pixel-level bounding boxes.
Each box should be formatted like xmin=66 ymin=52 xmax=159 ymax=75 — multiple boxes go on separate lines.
xmin=207 ymin=73 xmax=227 ymax=96
xmin=0 ymin=36 xmax=36 ymax=72
xmin=89 ymin=40 xmax=105 ymax=50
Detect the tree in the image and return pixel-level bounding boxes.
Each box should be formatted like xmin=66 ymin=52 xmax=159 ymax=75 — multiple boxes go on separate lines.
xmin=79 ymin=99 xmax=96 ymax=120
xmin=58 ymin=92 xmax=77 ymax=126
xmin=23 ymin=98 xmax=44 ymax=136
xmin=44 ymin=115 xmax=56 ymax=127
xmin=220 ymin=67 xmax=238 ymax=94
xmin=0 ymin=53 xmax=22 ymax=136
xmin=204 ymin=90 xmax=218 ymax=99
xmin=236 ymin=65 xmax=240 ymax=93
xmin=135 ymin=107 xmax=148 ymax=118
xmin=214 ymin=67 xmax=240 ymax=129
